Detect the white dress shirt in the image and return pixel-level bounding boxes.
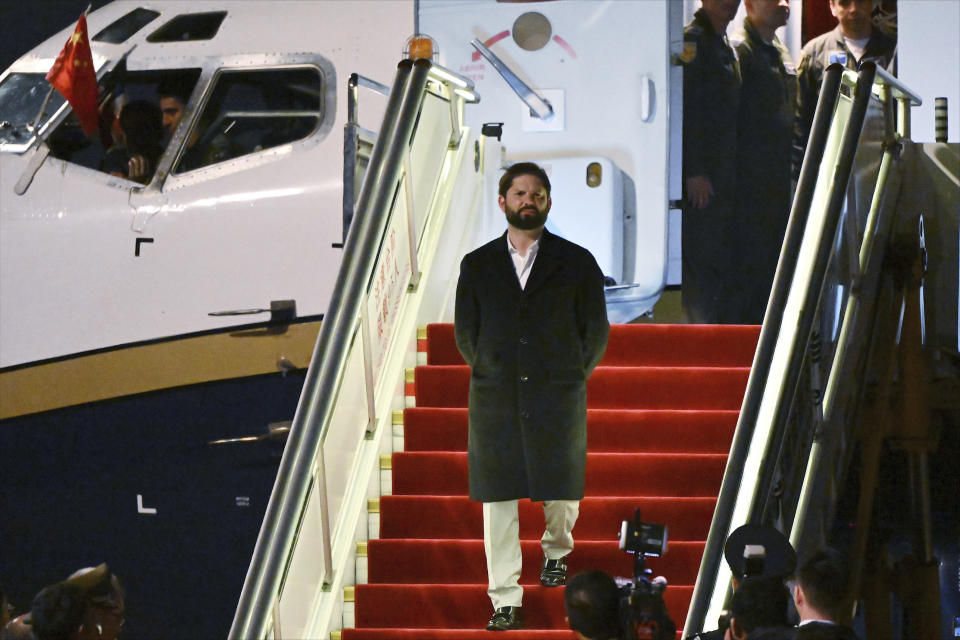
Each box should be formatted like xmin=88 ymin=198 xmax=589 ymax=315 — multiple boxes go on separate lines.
xmin=507 ymin=235 xmax=539 ymax=290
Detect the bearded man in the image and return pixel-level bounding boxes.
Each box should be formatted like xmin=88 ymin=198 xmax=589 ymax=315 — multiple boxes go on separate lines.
xmin=455 ymin=161 xmax=610 ymax=631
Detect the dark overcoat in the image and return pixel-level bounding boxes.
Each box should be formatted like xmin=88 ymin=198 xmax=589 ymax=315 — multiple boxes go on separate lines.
xmin=681 ymin=8 xmax=742 ymax=323
xmin=731 ymin=18 xmax=797 ymax=323
xmin=454 ymin=228 xmax=609 ymax=503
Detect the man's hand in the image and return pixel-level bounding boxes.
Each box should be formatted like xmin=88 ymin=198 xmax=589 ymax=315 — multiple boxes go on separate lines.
xmin=686 ymin=175 xmax=713 ymax=209
xmin=128 ymin=155 xmax=150 ymax=181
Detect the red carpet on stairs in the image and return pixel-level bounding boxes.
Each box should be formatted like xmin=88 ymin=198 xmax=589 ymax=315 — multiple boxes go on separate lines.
xmin=343 ymin=323 xmax=759 ymax=640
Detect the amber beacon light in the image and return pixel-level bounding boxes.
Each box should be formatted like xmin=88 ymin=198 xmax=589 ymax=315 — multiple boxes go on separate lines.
xmin=405 ymin=34 xmax=437 ymax=61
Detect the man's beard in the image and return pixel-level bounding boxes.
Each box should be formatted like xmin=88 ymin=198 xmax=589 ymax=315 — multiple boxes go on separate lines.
xmin=505 ymin=204 xmax=549 ymax=230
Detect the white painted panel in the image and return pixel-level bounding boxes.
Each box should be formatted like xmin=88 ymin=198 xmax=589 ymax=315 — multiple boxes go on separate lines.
xmin=899 ymin=0 xmax=960 ymax=143
xmin=324 ymin=336 xmax=372 ymax=536
xmin=410 ymin=92 xmax=455 ymax=244
xmin=367 ymin=185 xmax=413 ymax=381
xmin=277 ymin=478 xmax=327 ymax=640
xmin=421 ymin=0 xmax=671 ymax=300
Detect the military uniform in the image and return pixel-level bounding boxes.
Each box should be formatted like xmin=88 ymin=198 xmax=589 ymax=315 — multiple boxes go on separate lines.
xmin=681 ymin=8 xmax=741 ymax=324
xmin=730 ymin=18 xmax=797 ymax=324
xmin=792 ymin=25 xmax=896 ymax=177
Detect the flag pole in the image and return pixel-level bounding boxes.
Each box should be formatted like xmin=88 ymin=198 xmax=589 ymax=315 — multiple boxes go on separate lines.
xmin=28 ymin=87 xmax=57 ymax=134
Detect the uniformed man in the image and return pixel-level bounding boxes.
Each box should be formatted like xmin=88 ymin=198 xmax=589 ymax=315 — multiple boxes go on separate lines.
xmin=731 ymin=0 xmax=797 ymax=324
xmin=681 ymin=0 xmax=742 ymax=324
xmin=688 ymin=523 xmax=798 ymax=640
xmin=792 ymin=0 xmax=896 ymax=178
xmin=455 ymin=162 xmax=609 ymax=631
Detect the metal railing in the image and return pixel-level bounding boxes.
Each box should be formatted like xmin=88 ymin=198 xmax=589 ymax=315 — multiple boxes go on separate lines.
xmin=683 ymin=62 xmax=923 ymax=636
xmin=229 ymin=58 xmax=479 ymax=640
xmin=343 ymin=72 xmax=391 ymax=240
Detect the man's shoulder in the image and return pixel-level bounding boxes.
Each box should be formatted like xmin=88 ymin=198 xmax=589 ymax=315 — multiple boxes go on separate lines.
xmin=750 ymin=625 xmax=798 ymax=640
xmin=729 ymin=27 xmax=748 ymax=52
xmin=464 ymin=234 xmax=506 ymax=260
xmin=684 ymin=18 xmax=706 ymax=40
xmin=545 ymin=231 xmax=597 ymax=263
xmin=687 ymin=629 xmax=725 ymax=640
xmin=773 ymin=37 xmax=794 ymax=67
xmin=869 ymin=27 xmax=896 ymax=55
xmin=800 ymin=27 xmax=841 ymax=58
xmin=796 ymin=622 xmax=858 ymax=640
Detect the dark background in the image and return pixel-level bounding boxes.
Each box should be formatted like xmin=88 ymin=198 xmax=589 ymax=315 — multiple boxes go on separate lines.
xmin=0 ymin=1 xmax=111 ymax=71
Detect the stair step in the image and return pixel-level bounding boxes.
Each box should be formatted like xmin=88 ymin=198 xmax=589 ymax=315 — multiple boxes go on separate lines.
xmin=403 ymin=407 xmax=738 ymax=453
xmin=343 ymin=630 xmax=577 ymax=639
xmin=378 ymin=495 xmax=717 ymax=541
xmin=352 ymin=583 xmax=692 ymax=629
xmin=391 ymin=452 xmax=727 ymax=497
xmin=367 ymin=539 xmax=705 ymax=584
xmin=425 ymin=323 xmax=760 ymax=367
xmin=414 ymin=365 xmax=751 ymax=410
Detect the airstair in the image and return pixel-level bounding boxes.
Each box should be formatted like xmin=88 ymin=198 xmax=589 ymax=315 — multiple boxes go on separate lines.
xmin=228 ymin=58 xmax=958 ymax=639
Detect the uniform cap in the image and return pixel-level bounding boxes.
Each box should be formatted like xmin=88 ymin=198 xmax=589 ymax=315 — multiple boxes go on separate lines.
xmin=723 ymin=524 xmax=796 ymax=579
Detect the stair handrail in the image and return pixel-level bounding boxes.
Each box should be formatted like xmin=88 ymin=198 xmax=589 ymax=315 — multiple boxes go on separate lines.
xmin=683 ymin=62 xmax=923 ymax=636
xmin=682 ymin=63 xmax=845 ymax=636
xmin=229 ymin=58 xmax=434 ymax=640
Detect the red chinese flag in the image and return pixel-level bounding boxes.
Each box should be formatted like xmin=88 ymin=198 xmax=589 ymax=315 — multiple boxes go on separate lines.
xmin=46 ymin=14 xmax=100 ymax=136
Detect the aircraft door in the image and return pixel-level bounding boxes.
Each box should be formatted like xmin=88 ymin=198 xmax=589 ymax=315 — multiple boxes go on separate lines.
xmin=420 ymin=0 xmax=680 ymax=321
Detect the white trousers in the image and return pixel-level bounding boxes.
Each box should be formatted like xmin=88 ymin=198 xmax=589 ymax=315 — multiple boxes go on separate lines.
xmin=482 ymin=499 xmax=580 ymax=609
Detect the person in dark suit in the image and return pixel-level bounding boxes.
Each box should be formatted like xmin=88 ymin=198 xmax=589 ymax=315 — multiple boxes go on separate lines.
xmin=455 ymin=161 xmax=610 ymax=631
xmin=793 ymin=548 xmax=859 ymax=640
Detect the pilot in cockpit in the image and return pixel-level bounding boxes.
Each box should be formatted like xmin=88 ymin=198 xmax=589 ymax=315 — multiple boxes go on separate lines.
xmin=157 ymin=77 xmax=191 ymax=145
xmin=99 ymin=99 xmax=163 ymax=185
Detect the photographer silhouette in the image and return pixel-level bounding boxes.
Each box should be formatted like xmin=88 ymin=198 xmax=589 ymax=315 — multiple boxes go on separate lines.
xmin=565 ymin=569 xmax=676 ymax=640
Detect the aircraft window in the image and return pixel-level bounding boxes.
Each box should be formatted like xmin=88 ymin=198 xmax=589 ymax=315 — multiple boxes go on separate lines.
xmin=146 ymin=11 xmax=227 ymax=43
xmin=174 ymin=67 xmax=323 ymax=173
xmin=35 ymin=68 xmax=201 ymax=184
xmin=0 ymin=73 xmax=66 ymax=147
xmin=92 ymin=8 xmax=161 ymax=43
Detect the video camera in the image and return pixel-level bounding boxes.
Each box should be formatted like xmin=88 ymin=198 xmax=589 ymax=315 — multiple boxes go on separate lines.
xmin=615 ymin=510 xmax=676 ymax=640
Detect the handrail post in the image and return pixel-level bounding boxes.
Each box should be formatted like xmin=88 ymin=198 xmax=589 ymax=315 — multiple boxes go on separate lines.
xmin=343 ymin=74 xmax=361 ymax=239
xmin=403 ymin=151 xmax=422 ymax=290
xmin=361 ymin=304 xmax=377 ymax=434
xmin=316 ymin=448 xmax=334 ymax=588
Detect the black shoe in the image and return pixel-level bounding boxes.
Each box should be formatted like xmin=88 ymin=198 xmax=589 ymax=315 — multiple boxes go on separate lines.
xmin=540 ymin=556 xmax=568 ymax=587
xmin=486 ymin=606 xmax=522 ymax=631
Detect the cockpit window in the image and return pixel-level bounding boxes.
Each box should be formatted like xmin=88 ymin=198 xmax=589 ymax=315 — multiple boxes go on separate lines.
xmin=0 ymin=73 xmax=66 ymax=147
xmin=92 ymin=8 xmax=161 ymax=44
xmin=146 ymin=11 xmax=227 ymax=43
xmin=173 ymin=67 xmax=323 ymax=174
xmin=33 ymin=67 xmax=200 ymax=185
